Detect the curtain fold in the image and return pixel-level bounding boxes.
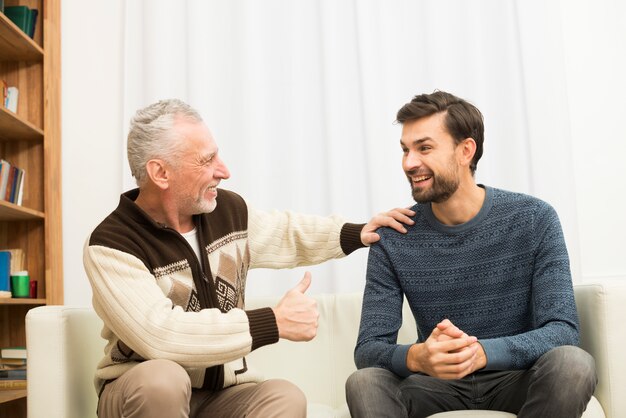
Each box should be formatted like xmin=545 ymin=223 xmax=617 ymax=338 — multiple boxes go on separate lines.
xmin=122 ymin=0 xmax=581 ymax=295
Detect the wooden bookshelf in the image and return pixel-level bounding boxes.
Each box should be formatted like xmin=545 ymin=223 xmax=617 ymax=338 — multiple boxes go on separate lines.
xmin=0 ymin=390 xmax=26 ymax=404
xmin=0 ymin=0 xmax=62 ymax=416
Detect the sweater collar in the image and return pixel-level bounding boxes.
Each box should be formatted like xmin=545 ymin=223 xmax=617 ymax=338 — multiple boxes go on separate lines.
xmin=423 ymin=185 xmax=493 ymax=234
xmin=119 ymin=188 xmax=204 ymax=232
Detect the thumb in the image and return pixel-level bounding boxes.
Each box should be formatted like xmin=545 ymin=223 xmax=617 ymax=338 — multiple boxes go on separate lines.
xmin=293 ymin=271 xmax=312 ymax=294
xmin=361 ymin=231 xmax=380 ymax=246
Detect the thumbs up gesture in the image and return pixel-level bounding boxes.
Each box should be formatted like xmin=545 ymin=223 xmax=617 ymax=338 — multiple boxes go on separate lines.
xmin=272 ymin=272 xmax=319 ymax=341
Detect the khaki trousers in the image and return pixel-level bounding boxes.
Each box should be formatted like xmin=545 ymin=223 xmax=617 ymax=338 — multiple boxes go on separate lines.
xmin=98 ymin=359 xmax=306 ymax=418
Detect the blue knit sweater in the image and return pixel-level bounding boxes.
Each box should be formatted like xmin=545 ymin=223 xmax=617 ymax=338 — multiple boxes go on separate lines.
xmin=355 ymin=186 xmax=579 ymax=377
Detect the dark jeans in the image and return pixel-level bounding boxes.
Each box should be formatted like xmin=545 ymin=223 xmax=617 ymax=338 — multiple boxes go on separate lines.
xmin=346 ymin=346 xmax=597 ymax=418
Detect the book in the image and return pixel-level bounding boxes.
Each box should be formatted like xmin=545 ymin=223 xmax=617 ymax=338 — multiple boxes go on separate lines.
xmin=6 ymin=249 xmax=24 ymax=275
xmin=3 ymin=6 xmax=30 ymax=35
xmin=5 ymin=86 xmax=18 ymax=113
xmin=28 ymin=9 xmax=38 ymax=39
xmin=1 ymin=80 xmax=6 ymax=106
xmin=0 ymin=347 xmax=26 ymax=360
xmin=0 ymin=358 xmax=26 ymax=366
xmin=15 ymin=168 xmax=25 ymax=205
xmin=4 ymin=164 xmax=15 ymax=202
xmin=0 ymin=160 xmax=11 ymax=198
xmin=0 ymin=251 xmax=9 ymax=292
xmin=0 ymin=379 xmax=26 ymax=390
xmin=0 ymin=368 xmax=26 ymax=379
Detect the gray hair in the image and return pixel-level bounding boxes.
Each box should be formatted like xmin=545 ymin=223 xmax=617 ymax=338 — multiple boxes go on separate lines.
xmin=127 ymin=99 xmax=203 ymax=186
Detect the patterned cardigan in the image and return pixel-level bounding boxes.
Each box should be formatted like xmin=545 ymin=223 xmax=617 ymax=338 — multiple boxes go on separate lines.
xmin=84 ymin=188 xmax=364 ymax=392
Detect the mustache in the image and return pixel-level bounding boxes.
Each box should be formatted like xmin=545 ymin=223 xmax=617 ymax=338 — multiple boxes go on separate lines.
xmin=405 ymin=169 xmax=433 ymax=177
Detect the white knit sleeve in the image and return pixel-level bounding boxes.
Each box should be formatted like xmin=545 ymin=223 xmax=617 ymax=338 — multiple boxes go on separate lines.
xmin=247 ymin=207 xmax=347 ymax=269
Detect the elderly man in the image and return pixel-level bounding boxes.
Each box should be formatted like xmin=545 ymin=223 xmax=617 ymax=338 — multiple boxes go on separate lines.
xmin=84 ymin=98 xmax=413 ymax=418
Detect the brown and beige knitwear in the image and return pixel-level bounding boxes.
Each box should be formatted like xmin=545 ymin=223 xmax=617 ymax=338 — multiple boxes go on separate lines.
xmin=83 ymin=188 xmax=364 ymax=393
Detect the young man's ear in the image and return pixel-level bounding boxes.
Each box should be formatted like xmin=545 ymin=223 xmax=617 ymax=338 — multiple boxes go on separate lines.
xmin=458 ymin=138 xmax=477 ymax=168
xmin=145 ymin=159 xmax=170 ymax=190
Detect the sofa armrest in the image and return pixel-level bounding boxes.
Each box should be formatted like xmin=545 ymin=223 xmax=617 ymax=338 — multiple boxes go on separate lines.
xmin=25 ymin=305 xmax=104 ymax=418
xmin=575 ymin=279 xmax=626 ymax=418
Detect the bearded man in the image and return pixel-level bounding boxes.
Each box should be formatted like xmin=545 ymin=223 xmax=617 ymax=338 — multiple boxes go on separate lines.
xmin=345 ymin=91 xmax=597 ymax=418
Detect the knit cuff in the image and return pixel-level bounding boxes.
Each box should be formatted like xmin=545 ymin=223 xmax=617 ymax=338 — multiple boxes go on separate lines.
xmin=246 ymin=307 xmax=279 ymax=351
xmin=391 ymin=344 xmax=413 ymax=377
xmin=479 ymin=338 xmax=510 ymax=370
xmin=340 ymin=223 xmax=366 ymax=255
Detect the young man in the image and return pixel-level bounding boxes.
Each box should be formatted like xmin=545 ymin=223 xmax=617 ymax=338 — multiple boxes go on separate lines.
xmin=345 ymin=91 xmax=597 ymax=418
xmin=83 ymin=99 xmax=413 ymax=418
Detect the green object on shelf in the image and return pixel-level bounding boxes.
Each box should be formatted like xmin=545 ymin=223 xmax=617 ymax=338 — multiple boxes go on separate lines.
xmin=4 ymin=5 xmax=32 ymax=37
xmin=10 ymin=272 xmax=29 ymax=298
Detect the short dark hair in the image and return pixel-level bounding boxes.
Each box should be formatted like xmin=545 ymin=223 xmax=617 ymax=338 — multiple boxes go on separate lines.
xmin=396 ymin=91 xmax=484 ymax=174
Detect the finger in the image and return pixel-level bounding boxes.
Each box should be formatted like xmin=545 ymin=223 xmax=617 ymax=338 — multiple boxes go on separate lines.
xmin=361 ymin=232 xmax=380 ymax=245
xmin=437 ymin=336 xmax=477 ymax=353
xmin=378 ymin=217 xmax=408 ymax=234
xmin=437 ymin=320 xmax=464 ymax=339
xmin=387 ymin=209 xmax=416 ymax=225
xmin=294 ymin=271 xmax=312 ymax=293
xmin=436 ymin=319 xmax=454 ymax=330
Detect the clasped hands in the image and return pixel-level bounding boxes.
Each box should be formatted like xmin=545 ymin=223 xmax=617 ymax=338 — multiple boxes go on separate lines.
xmin=406 ymin=319 xmax=487 ymax=379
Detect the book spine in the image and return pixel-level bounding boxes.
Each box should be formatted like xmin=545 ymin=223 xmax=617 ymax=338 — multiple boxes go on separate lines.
xmin=0 ymin=379 xmax=26 ymax=390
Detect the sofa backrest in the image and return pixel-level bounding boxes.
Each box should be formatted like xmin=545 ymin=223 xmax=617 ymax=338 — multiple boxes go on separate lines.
xmin=245 ymin=293 xmax=417 ymax=410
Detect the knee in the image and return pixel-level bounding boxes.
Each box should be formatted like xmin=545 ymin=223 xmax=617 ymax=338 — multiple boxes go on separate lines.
xmin=258 ymin=379 xmax=306 ymax=417
xmin=345 ymin=368 xmax=385 ymax=400
xmin=536 ymin=346 xmax=597 ymax=393
xmin=133 ymin=359 xmax=191 ymax=404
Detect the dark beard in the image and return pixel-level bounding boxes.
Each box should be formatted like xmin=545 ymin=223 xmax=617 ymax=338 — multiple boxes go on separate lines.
xmin=410 ymin=173 xmax=459 ymax=204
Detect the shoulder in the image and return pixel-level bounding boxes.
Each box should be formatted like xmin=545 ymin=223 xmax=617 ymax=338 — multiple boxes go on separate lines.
xmin=488 ymin=187 xmax=560 ymax=232
xmin=375 ymin=202 xmax=425 ymax=243
xmin=490 ymin=187 xmax=555 ymax=215
xmin=87 ymin=204 xmax=154 ymax=259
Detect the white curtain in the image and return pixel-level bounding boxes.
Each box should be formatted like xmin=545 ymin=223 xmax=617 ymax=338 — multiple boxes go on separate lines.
xmin=122 ymin=0 xmax=585 ymax=297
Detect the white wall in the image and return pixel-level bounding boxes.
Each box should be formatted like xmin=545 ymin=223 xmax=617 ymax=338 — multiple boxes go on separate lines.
xmin=560 ymin=0 xmax=626 ymax=281
xmin=61 ymin=0 xmax=125 ymax=305
xmin=61 ymin=0 xmax=626 ymax=306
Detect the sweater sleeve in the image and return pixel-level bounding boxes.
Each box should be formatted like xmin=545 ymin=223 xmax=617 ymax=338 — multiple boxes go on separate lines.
xmin=479 ymin=204 xmax=580 ymax=370
xmin=83 ymin=239 xmax=277 ymax=368
xmin=354 ymin=240 xmax=411 ymax=376
xmin=247 ymin=207 xmax=364 ymax=269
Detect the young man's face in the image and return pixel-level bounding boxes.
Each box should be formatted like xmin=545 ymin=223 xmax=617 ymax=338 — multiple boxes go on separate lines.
xmin=169 ymin=120 xmax=231 ymax=215
xmin=400 ymin=112 xmax=461 ymax=204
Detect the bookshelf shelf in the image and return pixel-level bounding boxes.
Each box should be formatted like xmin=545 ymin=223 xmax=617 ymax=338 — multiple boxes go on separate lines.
xmin=0 ymin=0 xmax=62 ymax=415
xmin=0 ymin=108 xmax=44 ymax=142
xmin=0 ymin=298 xmax=45 ymax=305
xmin=0 ymin=200 xmax=44 ymax=221
xmin=0 ymin=13 xmax=43 ymax=62
xmin=0 ymin=389 xmax=26 ymax=403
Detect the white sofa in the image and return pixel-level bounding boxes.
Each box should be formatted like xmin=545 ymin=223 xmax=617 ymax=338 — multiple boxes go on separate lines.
xmin=25 ymin=280 xmax=625 ymax=418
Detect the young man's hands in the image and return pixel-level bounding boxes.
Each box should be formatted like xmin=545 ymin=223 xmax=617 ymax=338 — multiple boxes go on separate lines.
xmin=406 ymin=319 xmax=486 ymax=379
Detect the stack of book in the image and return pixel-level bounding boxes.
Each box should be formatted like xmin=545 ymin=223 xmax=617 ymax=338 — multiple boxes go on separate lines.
xmin=0 ymin=159 xmax=25 ymax=205
xmin=0 ymin=347 xmax=26 ymax=389
xmin=3 ymin=5 xmax=38 ymax=39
